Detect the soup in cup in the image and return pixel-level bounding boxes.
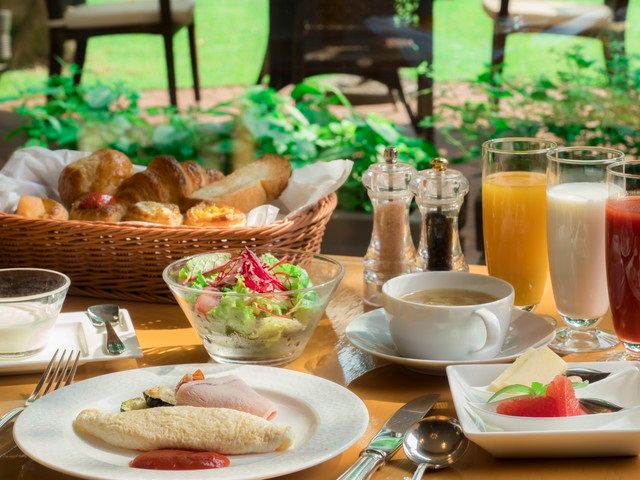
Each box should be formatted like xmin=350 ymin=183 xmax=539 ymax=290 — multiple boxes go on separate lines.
xmin=382 ymin=272 xmax=514 ymax=361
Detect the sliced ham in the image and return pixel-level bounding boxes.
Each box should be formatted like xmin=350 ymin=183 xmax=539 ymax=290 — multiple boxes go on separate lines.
xmin=175 ymin=375 xmax=278 ymax=420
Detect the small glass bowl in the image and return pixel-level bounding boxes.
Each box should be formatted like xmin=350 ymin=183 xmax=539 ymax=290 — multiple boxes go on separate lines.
xmin=0 ymin=268 xmax=71 ymax=358
xmin=163 ymin=249 xmax=344 ymax=366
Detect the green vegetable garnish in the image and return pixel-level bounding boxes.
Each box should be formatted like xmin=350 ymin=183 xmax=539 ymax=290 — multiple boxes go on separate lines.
xmin=488 ymin=379 xmax=589 ymax=403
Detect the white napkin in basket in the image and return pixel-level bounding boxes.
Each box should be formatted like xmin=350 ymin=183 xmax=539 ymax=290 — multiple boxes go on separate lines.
xmin=0 ymin=147 xmax=90 ymax=211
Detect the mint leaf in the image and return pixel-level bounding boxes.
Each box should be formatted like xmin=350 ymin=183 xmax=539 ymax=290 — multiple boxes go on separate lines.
xmin=488 ymin=384 xmax=533 ymax=403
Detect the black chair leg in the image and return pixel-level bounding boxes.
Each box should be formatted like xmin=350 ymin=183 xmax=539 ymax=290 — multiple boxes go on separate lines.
xmin=416 ymin=73 xmax=434 ymax=143
xmin=162 ymin=33 xmax=178 ymax=107
xmin=187 ymin=23 xmax=201 ymax=102
xmin=73 ymin=37 xmax=88 ymax=85
xmin=48 ymin=29 xmax=64 ymax=77
xmin=490 ymin=26 xmax=507 ymax=77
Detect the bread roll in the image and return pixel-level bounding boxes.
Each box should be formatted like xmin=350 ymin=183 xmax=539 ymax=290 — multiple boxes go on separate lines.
xmin=123 ymin=201 xmax=183 ymax=226
xmin=58 ymin=149 xmax=133 ymax=207
xmin=69 ymin=193 xmax=126 ymax=223
xmin=186 ymin=155 xmax=291 ymax=212
xmin=115 ymin=156 xmax=223 ymax=207
xmin=184 ymin=201 xmax=245 ymax=228
xmin=15 ymin=195 xmax=68 ymax=220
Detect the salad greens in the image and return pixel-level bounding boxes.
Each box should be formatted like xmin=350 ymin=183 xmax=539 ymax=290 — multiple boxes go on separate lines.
xmin=178 ymin=248 xmax=318 ymax=343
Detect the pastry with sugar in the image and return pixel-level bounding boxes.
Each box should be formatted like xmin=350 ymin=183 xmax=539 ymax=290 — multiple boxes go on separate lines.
xmin=69 ymin=193 xmax=126 ymax=223
xmin=184 ymin=201 xmax=246 ymax=228
xmin=123 ymin=201 xmax=183 ymax=227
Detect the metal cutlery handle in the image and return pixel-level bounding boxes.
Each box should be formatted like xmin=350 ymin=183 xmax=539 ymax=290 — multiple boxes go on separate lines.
xmin=411 ymin=463 xmax=429 ymax=480
xmin=336 ymin=451 xmax=385 ymax=480
xmin=0 ymin=406 xmax=24 ymax=431
xmin=105 ymin=320 xmax=125 ymax=355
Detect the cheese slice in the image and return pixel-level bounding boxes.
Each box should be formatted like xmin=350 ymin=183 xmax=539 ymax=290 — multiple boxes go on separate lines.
xmin=488 ymin=346 xmax=566 ymax=392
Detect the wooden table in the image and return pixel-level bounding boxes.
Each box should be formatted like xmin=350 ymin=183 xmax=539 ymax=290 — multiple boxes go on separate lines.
xmin=0 ymin=257 xmax=637 ymax=479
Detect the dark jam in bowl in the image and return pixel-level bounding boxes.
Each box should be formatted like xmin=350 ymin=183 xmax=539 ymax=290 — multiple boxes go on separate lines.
xmin=129 ymin=450 xmax=230 ymax=470
xmin=606 ymin=197 xmax=640 ymax=345
xmin=0 ymin=269 xmax=68 ymax=299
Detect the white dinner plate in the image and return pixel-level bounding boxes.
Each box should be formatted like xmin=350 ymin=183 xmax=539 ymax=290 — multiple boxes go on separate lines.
xmin=0 ymin=309 xmax=142 ymax=375
xmin=13 ymin=364 xmax=369 ymax=480
xmin=447 ymin=361 xmax=640 ymax=457
xmin=345 ymin=308 xmax=556 ymax=374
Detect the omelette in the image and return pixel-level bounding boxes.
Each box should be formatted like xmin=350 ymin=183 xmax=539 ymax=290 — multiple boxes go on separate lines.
xmin=74 ymin=406 xmax=294 ymax=454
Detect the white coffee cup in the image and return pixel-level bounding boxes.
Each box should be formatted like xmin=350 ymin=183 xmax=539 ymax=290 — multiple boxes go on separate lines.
xmin=382 ymin=272 xmax=514 ymax=361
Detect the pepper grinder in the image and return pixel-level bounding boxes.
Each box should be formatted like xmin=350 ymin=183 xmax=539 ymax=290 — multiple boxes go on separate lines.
xmin=411 ymin=157 xmax=469 ymax=271
xmin=362 ymin=147 xmax=417 ymax=307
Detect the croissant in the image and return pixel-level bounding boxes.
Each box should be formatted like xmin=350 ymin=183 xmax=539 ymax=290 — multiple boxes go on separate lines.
xmin=115 ymin=156 xmax=223 ymax=207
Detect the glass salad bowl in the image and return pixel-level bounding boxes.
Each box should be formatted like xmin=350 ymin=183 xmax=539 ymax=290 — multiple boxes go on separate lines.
xmin=163 ymin=248 xmax=344 ymax=366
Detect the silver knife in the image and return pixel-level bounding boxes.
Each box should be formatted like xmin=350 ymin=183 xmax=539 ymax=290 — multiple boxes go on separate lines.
xmin=336 ymin=394 xmax=440 ymax=480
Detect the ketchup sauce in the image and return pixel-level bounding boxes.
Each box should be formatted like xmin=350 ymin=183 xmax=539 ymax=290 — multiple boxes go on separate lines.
xmin=129 ymin=450 xmax=230 ymax=470
xmin=606 ymin=197 xmax=640 ymax=344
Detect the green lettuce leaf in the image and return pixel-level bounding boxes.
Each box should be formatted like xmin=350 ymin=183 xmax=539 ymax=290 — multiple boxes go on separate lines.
xmin=274 ymin=263 xmax=312 ymax=290
xmin=250 ymin=316 xmax=304 ymax=343
xmin=179 ymin=253 xmax=231 ymax=281
xmin=212 ymin=295 xmax=256 ymax=336
xmin=260 ymin=253 xmax=279 ymax=266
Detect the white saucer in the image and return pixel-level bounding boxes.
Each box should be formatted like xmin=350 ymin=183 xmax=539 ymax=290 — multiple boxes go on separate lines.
xmin=0 ymin=309 xmax=142 ymax=375
xmin=345 ymin=308 xmax=556 ymax=374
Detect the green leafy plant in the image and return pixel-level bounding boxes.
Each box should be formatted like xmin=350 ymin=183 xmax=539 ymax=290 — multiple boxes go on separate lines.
xmin=1 ymin=69 xmax=437 ymax=212
xmin=428 ymin=44 xmax=640 ymax=161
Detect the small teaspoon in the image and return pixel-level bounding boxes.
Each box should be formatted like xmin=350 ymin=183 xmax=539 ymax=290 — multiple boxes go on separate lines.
xmin=86 ymin=304 xmax=125 ymax=355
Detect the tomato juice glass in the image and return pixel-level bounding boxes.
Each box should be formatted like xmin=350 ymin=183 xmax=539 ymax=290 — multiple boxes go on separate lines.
xmin=606 ymin=161 xmax=640 ymax=356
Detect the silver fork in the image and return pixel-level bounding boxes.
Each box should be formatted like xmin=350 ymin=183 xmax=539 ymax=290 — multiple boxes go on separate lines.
xmin=0 ymin=348 xmax=80 ymax=431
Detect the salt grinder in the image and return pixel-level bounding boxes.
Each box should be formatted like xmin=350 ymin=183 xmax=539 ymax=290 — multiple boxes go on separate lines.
xmin=411 ymin=157 xmax=469 ymax=271
xmin=362 ymin=147 xmax=417 ymax=307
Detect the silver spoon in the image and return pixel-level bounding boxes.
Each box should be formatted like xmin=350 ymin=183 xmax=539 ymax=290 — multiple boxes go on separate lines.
xmin=403 ymin=416 xmax=469 ymax=480
xmin=87 ymin=304 xmax=125 ymax=355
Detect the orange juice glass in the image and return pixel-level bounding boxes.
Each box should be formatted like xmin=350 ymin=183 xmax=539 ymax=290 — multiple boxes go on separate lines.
xmin=482 ymin=138 xmax=557 ymax=311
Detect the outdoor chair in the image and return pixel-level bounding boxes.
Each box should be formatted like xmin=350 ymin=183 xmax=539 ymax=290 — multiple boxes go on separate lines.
xmin=266 ymin=0 xmax=435 ymax=140
xmin=484 ymin=0 xmax=629 ymax=72
xmin=44 ymin=0 xmax=200 ymax=106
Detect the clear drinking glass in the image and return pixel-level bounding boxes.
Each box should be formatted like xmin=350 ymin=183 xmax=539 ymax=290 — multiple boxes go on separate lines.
xmin=482 ymin=138 xmax=557 ymax=311
xmin=547 ymin=147 xmax=623 ymax=354
xmin=606 ymin=161 xmax=640 ymax=359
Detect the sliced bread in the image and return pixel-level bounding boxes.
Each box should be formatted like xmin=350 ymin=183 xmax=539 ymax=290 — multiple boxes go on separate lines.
xmin=185 ymin=155 xmax=291 ymax=212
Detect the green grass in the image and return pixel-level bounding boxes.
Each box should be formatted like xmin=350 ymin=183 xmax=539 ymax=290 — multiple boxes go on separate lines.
xmin=1 ymin=0 xmax=639 ymax=97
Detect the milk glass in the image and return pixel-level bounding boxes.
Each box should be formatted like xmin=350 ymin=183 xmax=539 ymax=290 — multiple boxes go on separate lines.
xmin=546 ymin=147 xmax=623 ymax=354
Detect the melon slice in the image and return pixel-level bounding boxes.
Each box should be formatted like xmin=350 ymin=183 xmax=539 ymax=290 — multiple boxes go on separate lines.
xmin=495 ymin=375 xmax=585 ymax=418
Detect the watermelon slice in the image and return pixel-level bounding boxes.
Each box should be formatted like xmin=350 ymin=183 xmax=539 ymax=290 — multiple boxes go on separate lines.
xmin=496 ymin=375 xmax=586 ymax=417
xmin=545 ymin=374 xmax=585 ymax=416
xmin=496 ymin=396 xmax=558 ymax=417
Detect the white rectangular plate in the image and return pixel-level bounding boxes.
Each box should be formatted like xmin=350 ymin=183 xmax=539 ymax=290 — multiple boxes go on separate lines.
xmin=447 ymin=361 xmax=640 ymax=458
xmin=0 ymin=309 xmax=142 ymax=375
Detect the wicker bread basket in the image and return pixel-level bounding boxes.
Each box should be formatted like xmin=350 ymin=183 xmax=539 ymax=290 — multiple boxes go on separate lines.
xmin=0 ymin=193 xmax=337 ymax=303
